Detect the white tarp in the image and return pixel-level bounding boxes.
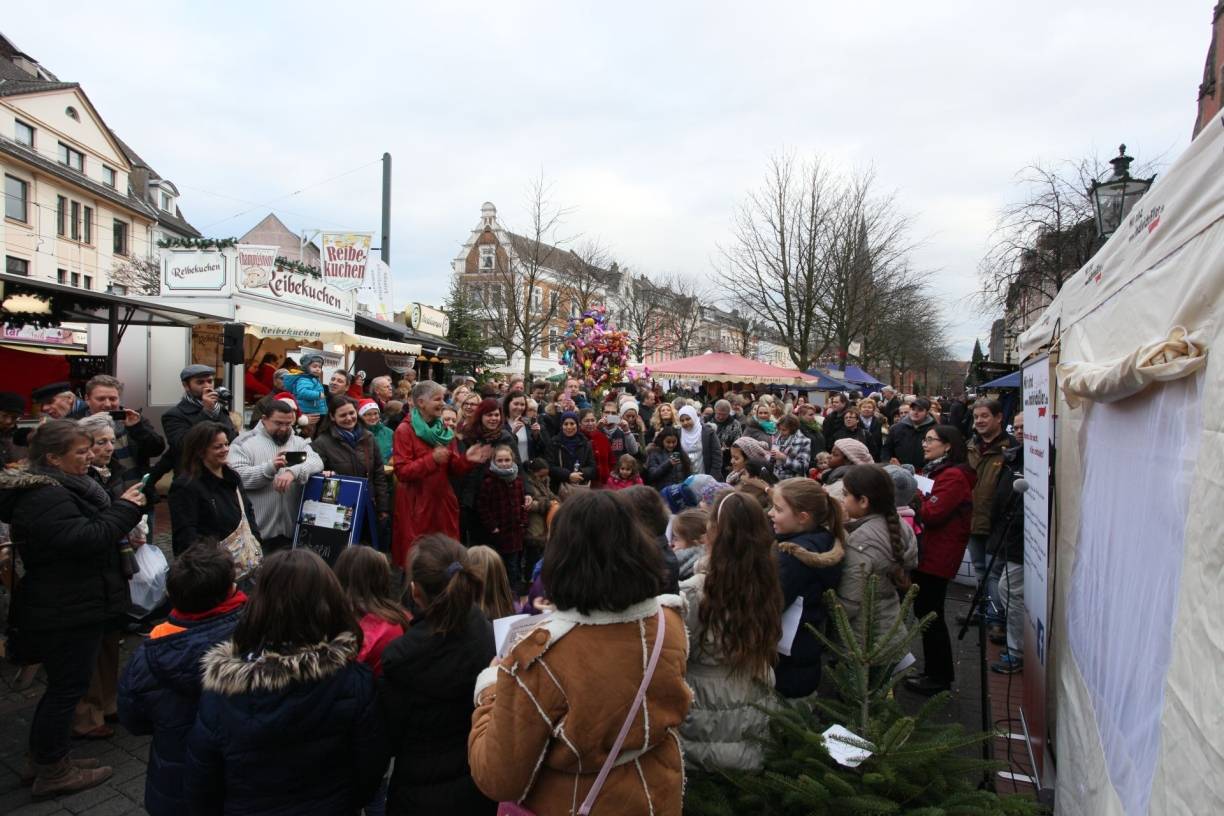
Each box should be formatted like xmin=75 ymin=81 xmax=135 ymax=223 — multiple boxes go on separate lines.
xmin=1015 ymin=116 xmax=1224 ymax=815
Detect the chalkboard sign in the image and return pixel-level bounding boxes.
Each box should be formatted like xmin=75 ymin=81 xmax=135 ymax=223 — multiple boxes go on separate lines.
xmin=292 ymin=474 xmax=378 ymax=565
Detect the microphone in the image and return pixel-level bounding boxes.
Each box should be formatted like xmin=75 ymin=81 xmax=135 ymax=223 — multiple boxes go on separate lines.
xmin=1013 ymin=478 xmax=1030 ymax=495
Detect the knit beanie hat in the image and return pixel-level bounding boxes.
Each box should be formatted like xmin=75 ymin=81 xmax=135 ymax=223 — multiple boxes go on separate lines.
xmin=732 ymin=435 xmax=769 ymax=465
xmin=357 ymin=398 xmax=380 ymax=417
xmin=833 ymin=438 xmax=873 ymax=465
xmin=884 ymin=464 xmax=918 ymax=507
xmin=619 ymin=399 xmax=640 ymax=417
xmin=299 ymin=353 xmax=324 ymax=370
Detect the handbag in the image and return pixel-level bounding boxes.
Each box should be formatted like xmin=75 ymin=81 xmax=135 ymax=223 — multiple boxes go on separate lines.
xmin=220 ymin=488 xmax=263 ymax=581
xmin=556 ymin=448 xmax=590 ymax=502
xmin=498 ymin=606 xmax=667 ymax=816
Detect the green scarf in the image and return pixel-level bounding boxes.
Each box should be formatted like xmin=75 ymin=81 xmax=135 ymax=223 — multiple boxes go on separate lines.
xmin=411 ymin=408 xmax=454 ymax=447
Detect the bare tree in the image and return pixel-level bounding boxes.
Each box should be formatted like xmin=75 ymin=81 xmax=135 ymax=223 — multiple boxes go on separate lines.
xmin=664 ymin=273 xmax=708 ymax=358
xmin=563 ymin=239 xmax=612 ymax=315
xmin=111 ymin=256 xmax=161 ymax=296
xmin=473 ymin=173 xmax=572 ymax=379
xmin=614 ymin=268 xmax=669 ymax=362
xmin=727 ymin=310 xmax=760 ymax=358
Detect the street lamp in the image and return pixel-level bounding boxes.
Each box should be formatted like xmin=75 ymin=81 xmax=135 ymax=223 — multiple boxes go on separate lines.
xmin=1088 ymin=144 xmax=1156 ymax=241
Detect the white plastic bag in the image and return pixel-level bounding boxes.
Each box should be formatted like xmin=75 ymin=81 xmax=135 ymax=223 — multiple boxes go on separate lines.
xmin=129 ymin=543 xmax=169 ymax=616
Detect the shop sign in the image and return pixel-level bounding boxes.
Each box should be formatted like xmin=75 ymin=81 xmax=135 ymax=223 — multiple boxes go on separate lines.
xmin=357 ymin=257 xmax=395 ymax=321
xmin=384 ymin=353 xmax=417 ymax=373
xmin=236 ymin=249 xmax=355 ymax=318
xmin=2 ymin=324 xmax=87 ymax=347
xmin=163 ymin=250 xmax=228 ymax=291
xmin=320 ymin=232 xmax=373 ymax=291
xmin=408 ymin=302 xmax=450 ymax=337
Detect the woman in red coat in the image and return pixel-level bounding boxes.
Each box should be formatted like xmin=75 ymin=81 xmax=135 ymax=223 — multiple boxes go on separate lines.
xmin=578 ymin=409 xmax=612 ymax=486
xmin=905 ymin=424 xmax=975 ymax=696
xmin=392 ymin=382 xmax=491 ymax=569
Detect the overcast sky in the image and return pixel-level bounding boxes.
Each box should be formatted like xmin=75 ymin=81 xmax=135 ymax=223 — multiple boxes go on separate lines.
xmin=5 ymin=1 xmax=1210 ymax=358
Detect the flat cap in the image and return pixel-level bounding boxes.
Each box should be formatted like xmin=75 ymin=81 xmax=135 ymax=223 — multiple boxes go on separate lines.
xmin=31 ymin=381 xmax=73 ymax=403
xmin=0 ymin=391 xmax=25 ymax=414
xmin=180 ymin=364 xmax=215 ymax=381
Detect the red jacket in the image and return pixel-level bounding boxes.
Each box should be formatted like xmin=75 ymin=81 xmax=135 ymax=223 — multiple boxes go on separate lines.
xmin=244 ymin=366 xmax=274 ymax=399
xmin=391 ymin=420 xmax=475 ymax=568
xmin=583 ymin=430 xmax=612 ymax=486
xmin=478 ymin=471 xmax=526 ymax=554
xmin=916 ymin=461 xmax=976 ymax=579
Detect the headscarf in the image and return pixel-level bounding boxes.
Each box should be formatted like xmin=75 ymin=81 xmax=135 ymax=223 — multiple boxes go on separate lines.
xmin=833 ymin=437 xmax=873 ymax=465
xmin=678 ymin=405 xmax=703 ymax=453
xmin=557 ymin=411 xmax=582 ymax=457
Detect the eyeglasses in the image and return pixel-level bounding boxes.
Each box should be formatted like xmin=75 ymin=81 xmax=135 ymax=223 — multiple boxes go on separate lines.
xmin=921 ymin=437 xmax=940 ymax=444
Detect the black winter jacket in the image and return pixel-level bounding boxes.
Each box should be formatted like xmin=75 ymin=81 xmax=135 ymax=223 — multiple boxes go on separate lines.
xmin=989 ymin=444 xmax=1025 ymax=564
xmin=309 ymin=425 xmax=391 ymax=514
xmin=378 ymin=607 xmax=497 ymax=816
xmin=545 ymin=433 xmax=597 ymax=493
xmin=151 ymin=396 xmax=238 ymax=483
xmin=644 ymin=445 xmax=688 ymax=489
xmin=167 ymin=467 xmax=261 ymax=556
xmin=882 ymin=415 xmax=936 ymax=471
xmin=0 ymin=469 xmax=143 ymax=634
xmin=118 ymin=607 xmax=243 ymax=816
xmin=775 ymin=528 xmax=844 ymax=698
xmin=186 ymin=631 xmax=388 ymax=816
xmin=859 ymin=417 xmax=884 ymax=462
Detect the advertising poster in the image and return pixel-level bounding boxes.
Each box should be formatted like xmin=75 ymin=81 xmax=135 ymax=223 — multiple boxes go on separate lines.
xmin=1021 ymin=354 xmax=1053 ymax=776
xmin=320 ymin=232 xmax=373 ymax=291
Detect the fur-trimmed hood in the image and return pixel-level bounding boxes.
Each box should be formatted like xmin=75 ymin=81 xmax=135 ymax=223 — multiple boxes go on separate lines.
xmin=201 ymin=631 xmax=360 ymax=696
xmin=0 ymin=467 xmax=57 ymax=522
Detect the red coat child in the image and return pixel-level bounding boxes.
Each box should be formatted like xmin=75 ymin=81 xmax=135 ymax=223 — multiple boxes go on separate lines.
xmin=478 ymin=467 xmax=526 ymax=555
xmin=391 ymin=413 xmax=479 ymax=569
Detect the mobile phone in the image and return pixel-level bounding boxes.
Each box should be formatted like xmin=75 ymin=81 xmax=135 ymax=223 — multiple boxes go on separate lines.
xmin=284 ymin=451 xmax=307 ymax=465
xmin=109 ymin=409 xmax=127 ymax=421
xmin=139 ymin=473 xmax=151 ymax=487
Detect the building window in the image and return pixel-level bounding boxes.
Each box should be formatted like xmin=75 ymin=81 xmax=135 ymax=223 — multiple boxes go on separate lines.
xmin=83 ymin=206 xmax=92 ymax=244
xmin=57 ymin=268 xmax=67 ymax=284
xmin=547 ymin=328 xmax=558 ymax=356
xmin=531 ymin=287 xmax=542 ymax=313
xmin=160 ymin=191 xmax=173 ymax=212
xmin=71 ymin=272 xmax=80 ymax=287
xmin=113 ymin=219 xmax=128 ymax=255
xmin=83 ymin=275 xmax=92 ymax=290
xmin=70 ymin=201 xmax=81 ymax=240
xmin=5 ymin=175 xmax=28 ymax=222
xmin=549 ymin=291 xmax=559 ymax=312
xmin=102 ymin=166 xmax=116 ymax=188
xmin=58 ymin=142 xmax=84 ymax=172
xmin=65 ymin=106 xmax=80 ymax=121
xmin=56 ymin=196 xmax=66 ymax=235
xmin=5 ymin=256 xmax=29 ymax=276
xmin=479 ymin=244 xmax=495 ymax=270
xmin=14 ymin=120 xmax=34 ymax=147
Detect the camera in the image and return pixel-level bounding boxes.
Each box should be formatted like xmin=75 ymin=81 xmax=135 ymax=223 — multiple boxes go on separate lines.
xmin=214 ymin=386 xmax=233 ymax=409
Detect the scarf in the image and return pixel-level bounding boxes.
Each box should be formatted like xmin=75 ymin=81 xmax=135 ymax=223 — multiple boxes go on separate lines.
xmin=678 ymin=406 xmax=704 ymax=453
xmin=32 ymin=463 xmax=111 ymax=510
xmin=923 ymin=455 xmax=948 ymax=475
xmin=558 ymin=412 xmax=583 ymax=457
xmin=757 ymin=419 xmax=777 ymax=435
xmin=489 ymin=460 xmax=519 ymax=481
xmin=411 ymin=408 xmax=454 ymax=447
xmin=336 ymin=425 xmax=364 ymax=449
xmin=184 ymin=392 xmax=223 ymax=419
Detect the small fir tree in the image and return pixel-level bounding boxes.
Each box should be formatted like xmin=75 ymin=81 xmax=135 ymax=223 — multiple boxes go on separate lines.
xmin=685 ymin=578 xmax=1045 ymax=816
xmin=444 ymin=274 xmax=490 ymax=376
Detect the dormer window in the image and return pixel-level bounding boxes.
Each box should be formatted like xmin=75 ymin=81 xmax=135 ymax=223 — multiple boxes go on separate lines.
xmin=57 ymin=142 xmax=84 ymax=172
xmin=102 ymin=166 xmax=116 ymax=188
xmin=479 ymin=244 xmax=495 ymax=270
xmin=65 ymin=106 xmax=80 ymax=121
xmin=160 ymin=191 xmax=173 ymax=212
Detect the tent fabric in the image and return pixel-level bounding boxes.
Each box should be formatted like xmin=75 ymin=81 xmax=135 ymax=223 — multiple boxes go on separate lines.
xmin=840 ymin=364 xmax=885 ymax=387
xmin=1014 ymin=120 xmax=1224 ymax=815
xmin=800 ymin=368 xmax=854 ymax=391
xmin=1057 ymin=326 xmax=1206 ymax=408
xmin=980 ymin=370 xmax=1021 ymax=389
xmin=639 ymin=352 xmax=817 ymax=385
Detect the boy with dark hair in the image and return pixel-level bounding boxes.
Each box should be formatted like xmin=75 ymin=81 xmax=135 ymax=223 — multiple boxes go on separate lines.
xmin=118 ymin=541 xmax=247 ymax=816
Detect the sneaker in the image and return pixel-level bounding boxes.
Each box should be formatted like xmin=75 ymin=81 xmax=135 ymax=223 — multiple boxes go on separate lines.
xmin=991 ymin=652 xmax=1024 ymax=675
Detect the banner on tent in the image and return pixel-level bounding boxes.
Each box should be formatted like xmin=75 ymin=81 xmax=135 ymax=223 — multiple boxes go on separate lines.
xmin=1021 ymin=353 xmax=1053 ymax=779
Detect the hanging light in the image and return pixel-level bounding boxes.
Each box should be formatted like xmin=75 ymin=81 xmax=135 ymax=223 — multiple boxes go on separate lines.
xmin=2 ymin=291 xmax=53 ymax=315
xmin=1088 ymin=144 xmax=1156 ymax=241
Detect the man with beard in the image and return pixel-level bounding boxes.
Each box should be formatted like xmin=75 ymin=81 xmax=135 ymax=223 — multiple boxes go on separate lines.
xmin=883 ymin=396 xmax=937 ymax=471
xmin=153 ymin=365 xmax=237 ymax=481
xmin=227 ymin=396 xmax=322 ymax=553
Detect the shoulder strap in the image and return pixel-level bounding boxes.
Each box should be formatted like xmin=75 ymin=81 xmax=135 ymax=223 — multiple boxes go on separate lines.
xmin=578 ymin=606 xmax=666 ymax=815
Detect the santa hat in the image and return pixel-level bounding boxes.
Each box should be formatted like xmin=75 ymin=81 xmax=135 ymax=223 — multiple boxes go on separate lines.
xmin=357 ymin=398 xmax=380 ymax=417
xmin=273 ymin=392 xmax=298 ymax=415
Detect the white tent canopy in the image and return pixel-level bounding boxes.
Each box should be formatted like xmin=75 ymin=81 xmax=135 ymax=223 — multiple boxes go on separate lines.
xmin=1018 ymin=118 xmax=1224 ymax=815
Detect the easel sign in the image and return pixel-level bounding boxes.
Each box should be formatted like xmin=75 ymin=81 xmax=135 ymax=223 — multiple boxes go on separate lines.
xmin=293 ymin=474 xmax=376 ymax=565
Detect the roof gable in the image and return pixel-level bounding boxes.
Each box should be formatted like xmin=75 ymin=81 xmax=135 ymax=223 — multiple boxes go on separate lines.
xmin=3 ymin=84 xmax=129 ymax=168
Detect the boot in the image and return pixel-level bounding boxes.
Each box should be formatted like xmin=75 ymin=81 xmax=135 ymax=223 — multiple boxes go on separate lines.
xmin=30 ymin=756 xmax=112 ymax=799
xmin=20 ymin=753 xmax=102 ymax=786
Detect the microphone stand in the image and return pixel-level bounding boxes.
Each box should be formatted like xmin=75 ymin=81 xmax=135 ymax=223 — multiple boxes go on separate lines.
xmin=958 ymin=481 xmax=1024 ymax=791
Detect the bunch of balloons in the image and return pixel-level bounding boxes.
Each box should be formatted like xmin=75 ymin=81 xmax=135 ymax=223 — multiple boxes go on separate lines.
xmin=557 ymin=306 xmax=642 ymax=397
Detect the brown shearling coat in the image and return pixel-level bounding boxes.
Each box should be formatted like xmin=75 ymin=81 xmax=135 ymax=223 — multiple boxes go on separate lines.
xmin=469 ymin=595 xmax=691 ymax=815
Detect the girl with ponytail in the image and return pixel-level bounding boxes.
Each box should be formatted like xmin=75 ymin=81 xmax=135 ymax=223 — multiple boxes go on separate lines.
xmin=379 ymin=535 xmax=496 ymax=815
xmin=837 ymin=465 xmax=919 ymax=655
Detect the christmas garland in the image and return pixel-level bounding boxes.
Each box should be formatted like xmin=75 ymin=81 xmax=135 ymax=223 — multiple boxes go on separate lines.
xmin=275 ymin=256 xmax=322 ymax=278
xmin=157 ymin=236 xmax=239 ymax=250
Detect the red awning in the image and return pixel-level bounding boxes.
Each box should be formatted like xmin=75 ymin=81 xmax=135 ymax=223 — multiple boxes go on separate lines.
xmin=637 ymin=352 xmax=816 ymax=385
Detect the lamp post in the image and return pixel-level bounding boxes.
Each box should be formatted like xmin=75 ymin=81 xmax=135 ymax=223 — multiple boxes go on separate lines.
xmin=1088 ymin=144 xmax=1156 ymax=242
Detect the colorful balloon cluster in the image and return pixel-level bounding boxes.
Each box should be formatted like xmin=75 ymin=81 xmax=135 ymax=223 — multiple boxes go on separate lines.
xmin=557 ymin=306 xmax=644 ymax=397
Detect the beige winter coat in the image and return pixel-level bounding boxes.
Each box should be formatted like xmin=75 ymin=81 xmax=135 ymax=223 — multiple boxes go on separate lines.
xmin=469 ymin=595 xmax=691 ymax=815
xmin=837 ymin=514 xmax=919 ymax=650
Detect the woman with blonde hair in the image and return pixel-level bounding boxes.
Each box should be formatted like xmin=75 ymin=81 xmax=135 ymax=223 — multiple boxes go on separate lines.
xmin=646 ymin=400 xmax=677 ymax=445
xmin=465 ymin=545 xmax=516 ymax=619
xmin=680 ymin=491 xmax=782 ymax=770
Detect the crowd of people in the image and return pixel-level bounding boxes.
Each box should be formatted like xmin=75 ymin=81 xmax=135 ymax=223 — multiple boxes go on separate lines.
xmin=0 ymin=360 xmax=1027 ymax=813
